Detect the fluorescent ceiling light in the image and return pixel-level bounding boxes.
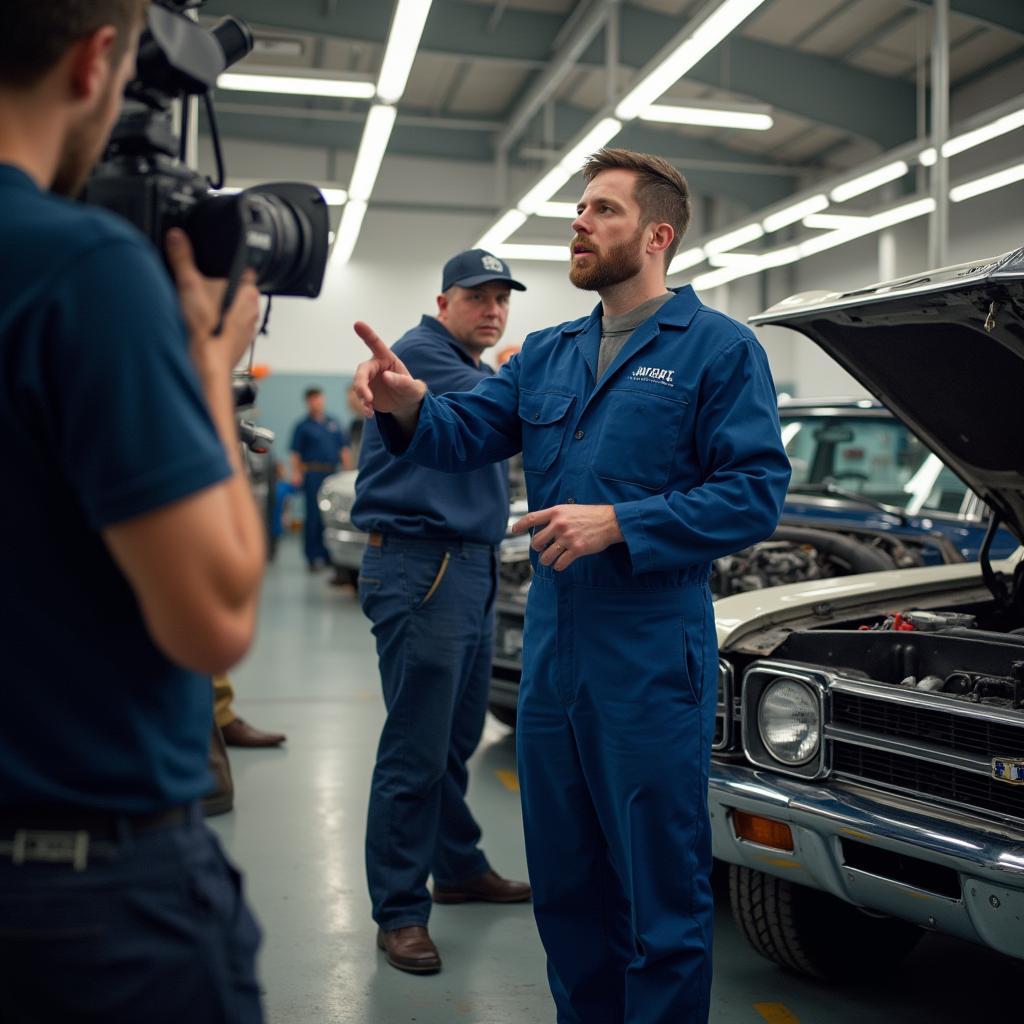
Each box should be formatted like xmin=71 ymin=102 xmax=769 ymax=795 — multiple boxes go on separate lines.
xmin=803 ymin=212 xmax=867 ymax=230
xmin=493 ymin=244 xmax=569 ymax=262
xmin=517 ymin=117 xmax=622 ymax=213
xmin=349 ymin=104 xmax=397 ymax=202
xmin=639 ymin=104 xmax=773 ymax=131
xmin=830 ymin=160 xmax=909 ymax=202
xmin=869 ymin=196 xmax=936 ymax=230
xmin=218 ymin=72 xmax=375 ymax=100
xmin=216 ymin=183 xmax=348 ymax=206
xmin=950 ymin=162 xmax=1024 ymax=202
xmin=377 ymin=0 xmax=433 ymax=104
xmin=330 ymin=199 xmax=367 ymax=267
xmin=667 ymin=247 xmax=706 ymax=275
xmin=477 ymin=209 xmax=528 ymax=250
xmin=692 ymin=263 xmax=756 ymax=291
xmin=704 ymin=222 xmax=764 ymax=254
xmin=708 ymin=252 xmax=763 ymax=267
xmin=533 ymin=201 xmax=580 ymax=218
xmin=762 ymin=193 xmax=828 ymax=233
xmin=615 ymin=0 xmax=769 ymax=121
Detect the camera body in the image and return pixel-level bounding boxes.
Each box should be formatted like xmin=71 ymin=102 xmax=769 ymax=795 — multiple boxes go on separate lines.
xmin=84 ymin=2 xmax=330 ymax=299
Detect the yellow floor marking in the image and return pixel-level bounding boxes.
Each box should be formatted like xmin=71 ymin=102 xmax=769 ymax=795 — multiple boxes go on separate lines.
xmin=755 ymin=1002 xmax=800 ymax=1024
xmin=496 ymin=769 xmax=520 ymax=792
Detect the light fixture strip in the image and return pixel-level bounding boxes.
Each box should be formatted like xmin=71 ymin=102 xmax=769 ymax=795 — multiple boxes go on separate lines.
xmin=330 ymin=200 xmax=368 ymax=268
xmin=477 ymin=210 xmax=528 ymax=251
xmin=349 ymin=104 xmax=398 ymax=203
xmin=493 ymin=244 xmax=570 ymax=262
xmin=950 ymin=161 xmax=1024 ymax=202
xmin=217 ymin=72 xmax=376 ymax=100
xmin=640 ymin=104 xmax=773 ymax=130
xmin=761 ymin=193 xmax=828 ymax=233
xmin=376 ymin=0 xmax=433 ymax=104
xmin=830 ymin=160 xmax=909 ymax=203
xmin=615 ymin=0 xmax=769 ymax=121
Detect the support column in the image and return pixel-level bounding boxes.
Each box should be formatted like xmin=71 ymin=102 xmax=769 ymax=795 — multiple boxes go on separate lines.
xmin=929 ymin=0 xmax=949 ymax=267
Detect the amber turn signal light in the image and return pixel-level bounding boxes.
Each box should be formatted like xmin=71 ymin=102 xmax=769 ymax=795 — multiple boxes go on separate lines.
xmin=732 ymin=810 xmax=794 ymax=851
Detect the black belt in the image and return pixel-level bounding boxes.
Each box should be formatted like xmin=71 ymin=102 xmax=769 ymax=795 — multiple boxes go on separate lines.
xmin=0 ymin=805 xmax=189 ymax=871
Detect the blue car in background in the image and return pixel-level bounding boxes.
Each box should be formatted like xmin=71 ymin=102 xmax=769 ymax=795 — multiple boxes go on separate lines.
xmin=488 ymin=397 xmax=1018 ymax=726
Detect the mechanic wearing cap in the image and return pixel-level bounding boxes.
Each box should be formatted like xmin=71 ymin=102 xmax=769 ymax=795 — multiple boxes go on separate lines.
xmin=352 ymin=249 xmax=533 ymax=975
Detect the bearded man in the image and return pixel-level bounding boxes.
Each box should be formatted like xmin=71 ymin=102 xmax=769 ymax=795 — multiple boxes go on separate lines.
xmin=352 ymin=148 xmax=791 ymax=1023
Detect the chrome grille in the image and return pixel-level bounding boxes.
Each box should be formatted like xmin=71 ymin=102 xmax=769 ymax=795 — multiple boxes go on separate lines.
xmin=827 ymin=679 xmax=1024 ymax=824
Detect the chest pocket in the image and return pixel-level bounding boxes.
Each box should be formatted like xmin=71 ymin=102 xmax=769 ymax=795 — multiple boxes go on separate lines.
xmin=518 ymin=390 xmax=576 ymax=474
xmin=591 ymin=387 xmax=690 ymax=490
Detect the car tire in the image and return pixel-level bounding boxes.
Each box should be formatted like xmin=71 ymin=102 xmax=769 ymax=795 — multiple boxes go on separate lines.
xmin=488 ymin=703 xmax=518 ymax=729
xmin=728 ymin=864 xmax=922 ymax=980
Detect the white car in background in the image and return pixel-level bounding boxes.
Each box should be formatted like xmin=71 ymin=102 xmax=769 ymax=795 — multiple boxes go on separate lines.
xmin=712 ymin=245 xmax=1024 ymax=978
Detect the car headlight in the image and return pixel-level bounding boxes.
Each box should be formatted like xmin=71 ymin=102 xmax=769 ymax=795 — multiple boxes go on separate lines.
xmin=757 ymin=679 xmax=821 ymax=766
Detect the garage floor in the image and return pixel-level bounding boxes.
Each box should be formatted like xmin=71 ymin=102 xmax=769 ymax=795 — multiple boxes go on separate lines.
xmin=218 ymin=537 xmax=1024 ymax=1024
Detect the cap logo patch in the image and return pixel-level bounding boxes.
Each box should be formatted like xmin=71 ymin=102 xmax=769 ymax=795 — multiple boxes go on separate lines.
xmin=481 ymin=255 xmax=504 ymax=273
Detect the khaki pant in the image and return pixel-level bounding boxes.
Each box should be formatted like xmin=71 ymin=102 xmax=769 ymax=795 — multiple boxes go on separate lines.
xmin=212 ymin=674 xmax=236 ymax=729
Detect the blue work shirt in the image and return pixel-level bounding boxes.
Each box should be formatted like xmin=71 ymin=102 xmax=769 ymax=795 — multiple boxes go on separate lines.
xmin=353 ymin=315 xmax=509 ymax=546
xmin=0 ymin=164 xmax=231 ymax=812
xmin=290 ymin=414 xmax=348 ymax=467
xmin=378 ymin=288 xmax=790 ymax=585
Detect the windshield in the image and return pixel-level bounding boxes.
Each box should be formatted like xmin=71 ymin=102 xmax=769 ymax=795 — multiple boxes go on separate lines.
xmin=782 ymin=415 xmax=968 ymax=515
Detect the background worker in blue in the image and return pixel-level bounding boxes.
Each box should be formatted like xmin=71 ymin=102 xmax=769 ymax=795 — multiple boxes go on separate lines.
xmin=352 ymin=249 xmax=533 ymax=975
xmin=352 ymin=149 xmax=791 ymax=1022
xmin=289 ymin=386 xmax=352 ymax=572
xmin=0 ymin=3 xmax=268 ymax=1021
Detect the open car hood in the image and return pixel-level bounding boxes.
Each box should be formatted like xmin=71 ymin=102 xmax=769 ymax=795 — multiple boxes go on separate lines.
xmin=750 ymin=245 xmax=1024 ymax=545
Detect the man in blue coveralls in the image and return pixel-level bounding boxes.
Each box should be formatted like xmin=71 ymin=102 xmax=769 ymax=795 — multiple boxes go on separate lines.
xmin=290 ymin=386 xmax=352 ymax=572
xmin=352 ymin=250 xmax=533 ymax=974
xmin=352 ymin=150 xmax=791 ymax=1021
xmin=0 ymin=3 xmax=268 ymax=1021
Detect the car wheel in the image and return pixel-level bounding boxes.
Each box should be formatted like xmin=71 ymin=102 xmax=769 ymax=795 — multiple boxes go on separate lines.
xmin=728 ymin=864 xmax=922 ymax=980
xmin=488 ymin=703 xmax=518 ymax=729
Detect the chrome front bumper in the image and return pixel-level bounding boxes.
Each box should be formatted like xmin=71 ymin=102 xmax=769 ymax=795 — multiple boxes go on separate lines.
xmin=323 ymin=526 xmax=367 ymax=570
xmin=709 ymin=761 xmax=1024 ymax=958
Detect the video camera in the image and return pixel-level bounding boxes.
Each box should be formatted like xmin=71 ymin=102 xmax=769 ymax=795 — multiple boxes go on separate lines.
xmin=84 ymin=0 xmax=330 ymax=301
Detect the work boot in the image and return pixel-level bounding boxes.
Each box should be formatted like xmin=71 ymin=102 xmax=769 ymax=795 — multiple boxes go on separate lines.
xmin=202 ymin=723 xmax=234 ymax=817
xmin=221 ymin=717 xmax=286 ymax=748
xmin=376 ymin=926 xmax=441 ymax=974
xmin=433 ymin=870 xmax=531 ymax=904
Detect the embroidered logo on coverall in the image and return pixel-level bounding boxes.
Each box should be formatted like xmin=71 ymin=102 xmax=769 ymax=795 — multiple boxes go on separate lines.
xmin=630 ymin=366 xmax=676 ymax=387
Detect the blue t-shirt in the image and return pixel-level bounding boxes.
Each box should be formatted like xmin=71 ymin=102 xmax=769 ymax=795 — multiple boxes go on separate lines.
xmin=352 ymin=316 xmax=509 ymax=546
xmin=290 ymin=414 xmax=348 ymax=467
xmin=0 ymin=164 xmax=232 ymax=812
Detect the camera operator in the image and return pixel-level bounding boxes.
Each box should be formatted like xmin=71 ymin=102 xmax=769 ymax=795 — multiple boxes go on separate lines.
xmin=0 ymin=4 xmax=266 ymax=1022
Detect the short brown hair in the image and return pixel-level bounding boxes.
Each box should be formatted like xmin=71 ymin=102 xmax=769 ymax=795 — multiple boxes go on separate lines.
xmin=582 ymin=148 xmax=691 ymax=267
xmin=1 ymin=2 xmax=148 ymax=87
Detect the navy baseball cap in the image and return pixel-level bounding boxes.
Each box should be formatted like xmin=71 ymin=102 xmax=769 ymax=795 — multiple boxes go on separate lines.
xmin=442 ymin=249 xmax=527 ymax=292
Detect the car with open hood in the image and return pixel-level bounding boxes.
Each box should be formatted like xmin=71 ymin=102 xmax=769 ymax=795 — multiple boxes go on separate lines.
xmin=712 ymin=245 xmax=1024 ymax=979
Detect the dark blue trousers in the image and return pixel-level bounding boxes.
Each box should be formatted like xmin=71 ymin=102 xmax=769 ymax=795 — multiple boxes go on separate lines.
xmin=517 ymin=572 xmax=717 ymax=1024
xmin=360 ymin=535 xmax=496 ymax=929
xmin=0 ymin=807 xmax=262 ymax=1024
xmin=302 ymin=471 xmax=332 ymax=566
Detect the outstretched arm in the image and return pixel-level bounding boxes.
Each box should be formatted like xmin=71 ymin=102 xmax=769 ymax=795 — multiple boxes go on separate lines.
xmin=352 ymin=320 xmax=524 ymax=472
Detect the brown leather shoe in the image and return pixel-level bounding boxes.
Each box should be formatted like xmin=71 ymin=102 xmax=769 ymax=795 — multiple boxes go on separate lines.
xmin=433 ymin=870 xmax=531 ymax=904
xmin=221 ymin=717 xmax=286 ymax=748
xmin=376 ymin=926 xmax=441 ymax=974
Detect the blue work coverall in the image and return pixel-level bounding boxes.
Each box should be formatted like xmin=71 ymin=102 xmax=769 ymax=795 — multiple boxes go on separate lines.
xmin=377 ymin=286 xmax=790 ymax=1023
xmin=290 ymin=414 xmax=348 ymax=567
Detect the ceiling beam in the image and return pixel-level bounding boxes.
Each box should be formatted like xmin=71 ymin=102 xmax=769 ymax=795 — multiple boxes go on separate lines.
xmin=205 ymin=0 xmax=919 ymax=149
